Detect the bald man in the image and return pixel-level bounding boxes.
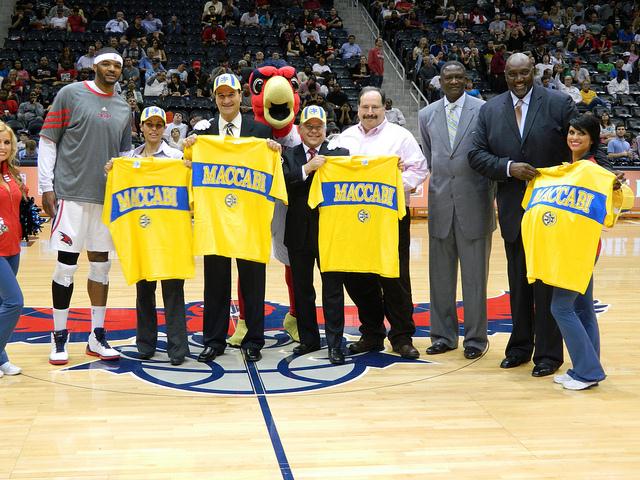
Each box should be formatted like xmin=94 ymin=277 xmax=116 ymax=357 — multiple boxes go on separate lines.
xmin=469 ymin=53 xmax=578 ymax=378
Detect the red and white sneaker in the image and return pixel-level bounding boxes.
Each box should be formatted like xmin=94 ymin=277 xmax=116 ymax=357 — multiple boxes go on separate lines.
xmin=49 ymin=329 xmax=69 ymax=365
xmin=86 ymin=328 xmax=120 ymax=361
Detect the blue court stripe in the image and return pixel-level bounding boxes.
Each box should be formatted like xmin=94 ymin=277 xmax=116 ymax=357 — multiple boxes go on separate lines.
xmin=245 ymin=361 xmax=294 ymax=479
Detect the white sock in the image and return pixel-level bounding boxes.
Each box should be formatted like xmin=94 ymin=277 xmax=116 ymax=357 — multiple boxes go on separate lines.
xmin=53 ymin=308 xmax=69 ymax=331
xmin=91 ymin=306 xmax=106 ymax=330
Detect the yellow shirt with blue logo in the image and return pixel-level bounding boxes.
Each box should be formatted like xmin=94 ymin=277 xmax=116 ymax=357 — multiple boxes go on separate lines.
xmin=521 ymin=160 xmax=618 ymax=294
xmin=185 ymin=135 xmax=287 ymax=263
xmin=308 ymin=155 xmax=405 ymax=278
xmin=103 ymin=157 xmax=194 ymax=284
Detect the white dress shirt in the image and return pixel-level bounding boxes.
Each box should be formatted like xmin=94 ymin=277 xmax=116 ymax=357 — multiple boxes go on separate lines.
xmin=506 ymin=88 xmax=533 ymax=176
xmin=218 ymin=113 xmax=242 ymax=137
xmin=443 ymin=93 xmax=466 ymax=125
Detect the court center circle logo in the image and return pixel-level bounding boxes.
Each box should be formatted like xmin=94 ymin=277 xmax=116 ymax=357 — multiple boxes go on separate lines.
xmin=12 ymin=295 xmax=610 ymax=396
xmin=66 ymin=331 xmax=430 ymax=395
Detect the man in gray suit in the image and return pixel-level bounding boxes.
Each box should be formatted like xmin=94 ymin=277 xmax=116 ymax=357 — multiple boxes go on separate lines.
xmin=418 ymin=61 xmax=495 ymax=359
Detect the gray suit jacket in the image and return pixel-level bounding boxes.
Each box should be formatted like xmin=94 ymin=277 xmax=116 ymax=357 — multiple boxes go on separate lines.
xmin=418 ymin=93 xmax=495 ymax=240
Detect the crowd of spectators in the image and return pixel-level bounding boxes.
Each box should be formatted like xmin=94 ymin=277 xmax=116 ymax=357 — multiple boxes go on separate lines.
xmin=366 ymin=0 xmax=640 ymax=165
xmin=3 ymin=1 xmax=638 ymax=166
xmin=0 ymin=0 xmax=396 ymax=152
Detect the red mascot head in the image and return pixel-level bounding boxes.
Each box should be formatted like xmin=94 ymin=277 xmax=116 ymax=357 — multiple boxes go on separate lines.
xmin=249 ymin=65 xmax=301 ymax=138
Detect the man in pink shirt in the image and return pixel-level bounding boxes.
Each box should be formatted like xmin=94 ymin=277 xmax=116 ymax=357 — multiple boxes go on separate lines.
xmin=368 ymin=37 xmax=385 ymax=88
xmin=330 ymin=87 xmax=428 ymax=358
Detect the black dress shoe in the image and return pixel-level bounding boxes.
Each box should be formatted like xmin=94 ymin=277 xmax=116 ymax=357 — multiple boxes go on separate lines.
xmin=500 ymin=355 xmax=527 ymax=369
xmin=170 ymin=357 xmax=184 ymax=366
xmin=463 ymin=346 xmax=484 ymax=359
xmin=243 ymin=347 xmax=262 ymax=362
xmin=394 ymin=343 xmax=420 ymax=359
xmin=328 ymin=348 xmax=345 ymax=365
xmin=532 ymin=363 xmax=559 ymax=377
xmin=347 ymin=338 xmax=385 ymax=354
xmin=426 ymin=343 xmax=455 ymax=355
xmin=198 ymin=346 xmax=222 ymax=363
xmin=293 ymin=343 xmax=321 ymax=355
xmin=138 ymin=351 xmax=154 ymax=360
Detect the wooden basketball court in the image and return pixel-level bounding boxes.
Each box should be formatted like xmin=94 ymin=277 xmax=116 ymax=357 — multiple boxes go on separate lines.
xmin=2 ymin=219 xmax=640 ymax=479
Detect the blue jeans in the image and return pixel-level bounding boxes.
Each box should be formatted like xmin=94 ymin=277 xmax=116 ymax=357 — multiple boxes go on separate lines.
xmin=550 ymin=278 xmax=606 ymax=383
xmin=0 ymin=254 xmax=22 ymax=364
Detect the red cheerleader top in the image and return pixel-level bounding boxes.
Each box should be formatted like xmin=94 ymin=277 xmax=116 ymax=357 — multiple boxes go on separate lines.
xmin=0 ymin=161 xmax=22 ymax=256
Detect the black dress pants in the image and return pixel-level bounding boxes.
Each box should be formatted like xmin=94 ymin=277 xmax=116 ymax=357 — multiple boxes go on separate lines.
xmin=203 ymin=254 xmax=265 ymax=351
xmin=136 ymin=279 xmax=189 ymax=360
xmin=504 ymin=233 xmax=563 ymax=367
xmin=322 ymin=271 xmax=384 ymax=349
xmin=344 ymin=208 xmax=415 ymax=348
xmin=288 ymin=249 xmax=321 ymax=347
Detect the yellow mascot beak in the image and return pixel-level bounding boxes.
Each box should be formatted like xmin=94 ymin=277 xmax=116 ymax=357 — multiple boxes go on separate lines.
xmin=263 ymin=76 xmax=295 ymax=130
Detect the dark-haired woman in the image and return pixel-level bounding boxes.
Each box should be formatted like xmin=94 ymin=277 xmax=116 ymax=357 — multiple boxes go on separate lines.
xmin=550 ymin=114 xmax=616 ymax=390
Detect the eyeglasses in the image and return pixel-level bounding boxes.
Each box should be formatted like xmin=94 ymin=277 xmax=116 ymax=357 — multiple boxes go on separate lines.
xmin=302 ymin=124 xmax=325 ymax=132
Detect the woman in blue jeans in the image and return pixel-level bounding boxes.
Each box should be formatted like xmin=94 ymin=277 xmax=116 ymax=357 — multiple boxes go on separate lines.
xmin=551 ymin=114 xmax=615 ymax=391
xmin=0 ymin=121 xmax=24 ymax=378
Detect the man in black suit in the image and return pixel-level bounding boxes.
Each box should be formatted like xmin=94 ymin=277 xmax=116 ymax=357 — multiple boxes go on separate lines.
xmin=469 ymin=53 xmax=578 ymax=377
xmin=281 ymin=105 xmax=354 ymax=365
xmin=186 ymin=73 xmax=281 ymax=363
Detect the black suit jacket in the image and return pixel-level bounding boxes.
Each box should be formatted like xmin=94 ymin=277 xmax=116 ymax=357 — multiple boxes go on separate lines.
xmin=195 ymin=113 xmax=272 ymax=139
xmin=282 ymin=141 xmax=349 ymax=253
xmin=468 ymin=85 xmax=578 ymax=242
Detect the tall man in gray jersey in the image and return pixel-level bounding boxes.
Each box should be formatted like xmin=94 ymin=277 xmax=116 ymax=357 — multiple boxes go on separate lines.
xmin=39 ymin=48 xmax=132 ymax=365
xmin=418 ymin=62 xmax=495 ymax=360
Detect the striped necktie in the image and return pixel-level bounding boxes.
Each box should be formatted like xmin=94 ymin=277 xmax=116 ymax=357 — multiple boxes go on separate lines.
xmin=308 ymin=148 xmax=317 ymax=160
xmin=224 ymin=122 xmax=234 ymax=137
xmin=514 ymin=99 xmax=524 ymax=131
xmin=446 ymin=103 xmax=458 ymax=148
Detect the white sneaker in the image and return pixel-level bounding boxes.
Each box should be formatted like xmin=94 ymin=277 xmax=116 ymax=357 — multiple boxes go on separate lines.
xmin=563 ymin=379 xmax=599 ymax=390
xmin=0 ymin=362 xmax=21 ymax=375
xmin=49 ymin=329 xmax=69 ymax=365
xmin=554 ymin=373 xmax=572 ymax=384
xmin=86 ymin=328 xmax=120 ymax=361
xmin=0 ymin=369 xmax=3 ymax=378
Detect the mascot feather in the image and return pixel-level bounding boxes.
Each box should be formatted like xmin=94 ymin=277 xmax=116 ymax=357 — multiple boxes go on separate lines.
xmin=227 ymin=65 xmax=303 ymax=346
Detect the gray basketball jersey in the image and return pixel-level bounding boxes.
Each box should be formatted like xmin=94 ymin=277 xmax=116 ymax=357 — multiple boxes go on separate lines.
xmin=41 ymin=81 xmax=132 ymax=204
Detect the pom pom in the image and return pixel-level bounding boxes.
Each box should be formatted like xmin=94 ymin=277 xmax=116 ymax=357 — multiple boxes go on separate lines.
xmin=20 ymin=197 xmax=46 ymax=240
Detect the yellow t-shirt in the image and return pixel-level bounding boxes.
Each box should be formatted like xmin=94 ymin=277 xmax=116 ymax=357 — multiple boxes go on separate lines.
xmin=103 ymin=157 xmax=194 ymax=284
xmin=308 ymin=155 xmax=406 ymax=278
xmin=185 ymin=135 xmax=287 ymax=263
xmin=579 ymin=89 xmax=597 ymax=105
xmin=521 ymin=160 xmax=620 ymax=294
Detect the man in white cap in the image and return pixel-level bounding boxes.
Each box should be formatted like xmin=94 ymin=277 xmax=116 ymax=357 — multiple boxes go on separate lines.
xmin=281 ymin=105 xmax=351 ymax=364
xmin=39 ymin=47 xmax=132 ymax=365
xmin=186 ymin=73 xmax=281 ymax=363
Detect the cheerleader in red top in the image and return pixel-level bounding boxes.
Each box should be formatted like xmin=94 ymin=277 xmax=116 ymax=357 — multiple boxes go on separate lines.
xmin=0 ymin=122 xmax=24 ymax=377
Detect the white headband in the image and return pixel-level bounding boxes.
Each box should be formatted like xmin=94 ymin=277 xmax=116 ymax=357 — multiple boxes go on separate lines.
xmin=94 ymin=53 xmax=123 ymax=66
